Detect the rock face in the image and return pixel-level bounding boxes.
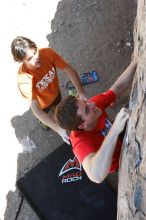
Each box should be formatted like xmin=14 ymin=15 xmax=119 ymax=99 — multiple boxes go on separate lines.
xmin=117 ymin=0 xmax=146 ymax=219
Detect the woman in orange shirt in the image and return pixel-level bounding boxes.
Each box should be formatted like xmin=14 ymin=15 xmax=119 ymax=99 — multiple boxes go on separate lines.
xmin=11 ymin=36 xmax=86 ymax=144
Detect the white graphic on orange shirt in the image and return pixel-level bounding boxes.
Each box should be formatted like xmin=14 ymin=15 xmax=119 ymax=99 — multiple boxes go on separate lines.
xmin=36 ymin=67 xmax=56 ymax=92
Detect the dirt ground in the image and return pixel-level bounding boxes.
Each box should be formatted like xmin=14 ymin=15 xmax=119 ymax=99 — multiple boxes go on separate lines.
xmin=4 ymin=0 xmax=135 ymax=219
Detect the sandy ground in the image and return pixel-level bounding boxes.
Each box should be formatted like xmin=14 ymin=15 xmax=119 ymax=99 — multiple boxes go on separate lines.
xmin=0 ymin=0 xmax=135 ymax=219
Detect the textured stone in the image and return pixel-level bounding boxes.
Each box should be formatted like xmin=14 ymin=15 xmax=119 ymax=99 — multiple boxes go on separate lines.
xmin=118 ymin=1 xmax=146 ymax=219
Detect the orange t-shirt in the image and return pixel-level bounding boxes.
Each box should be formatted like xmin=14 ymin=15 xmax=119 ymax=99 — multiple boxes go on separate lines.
xmin=17 ymin=48 xmax=69 ymax=109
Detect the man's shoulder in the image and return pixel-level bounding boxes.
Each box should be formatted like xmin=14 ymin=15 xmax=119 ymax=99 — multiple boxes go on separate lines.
xmin=89 ymin=93 xmax=105 ymax=108
xmin=70 ymin=130 xmax=88 ymax=137
xmin=90 ymin=90 xmax=116 ymax=100
xmin=70 ymin=130 xmax=99 ymax=164
xmin=89 ymin=90 xmax=116 ymax=108
xmin=89 ymin=93 xmax=102 ymax=102
xmin=70 ymin=130 xmax=93 ymax=146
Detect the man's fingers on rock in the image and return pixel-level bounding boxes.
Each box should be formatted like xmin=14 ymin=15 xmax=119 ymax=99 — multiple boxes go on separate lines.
xmin=123 ymin=107 xmax=132 ymax=115
xmin=123 ymin=114 xmax=129 ymax=122
xmin=119 ymin=108 xmax=131 ymax=120
xmin=121 ymin=111 xmax=129 ymax=120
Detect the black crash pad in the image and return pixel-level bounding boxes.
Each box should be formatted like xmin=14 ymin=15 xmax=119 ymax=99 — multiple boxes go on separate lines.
xmin=16 ymin=143 xmax=117 ymax=220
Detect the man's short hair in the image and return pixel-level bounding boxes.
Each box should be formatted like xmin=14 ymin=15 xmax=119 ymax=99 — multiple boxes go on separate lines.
xmin=54 ymin=95 xmax=83 ymax=130
xmin=11 ymin=36 xmax=37 ymax=62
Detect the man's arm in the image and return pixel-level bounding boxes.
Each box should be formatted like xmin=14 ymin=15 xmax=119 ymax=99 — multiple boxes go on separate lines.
xmin=63 ymin=64 xmax=87 ymax=99
xmin=30 ymin=100 xmax=70 ymax=144
xmin=82 ymin=108 xmax=130 ymax=183
xmin=110 ymin=60 xmax=137 ymax=97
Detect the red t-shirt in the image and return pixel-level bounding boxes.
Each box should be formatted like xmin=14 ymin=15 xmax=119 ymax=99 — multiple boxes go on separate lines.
xmin=70 ymin=90 xmax=122 ymax=173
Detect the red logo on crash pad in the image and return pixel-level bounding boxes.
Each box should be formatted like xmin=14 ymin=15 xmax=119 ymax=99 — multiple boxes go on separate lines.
xmin=59 ymin=157 xmax=82 ymax=177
